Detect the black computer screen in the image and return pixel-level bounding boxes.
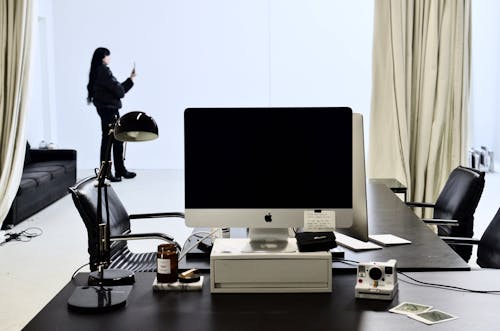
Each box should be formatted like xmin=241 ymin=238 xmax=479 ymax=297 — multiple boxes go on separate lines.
xmin=184 ymin=107 xmax=352 ymax=209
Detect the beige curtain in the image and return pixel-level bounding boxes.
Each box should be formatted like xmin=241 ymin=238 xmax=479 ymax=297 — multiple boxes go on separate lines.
xmin=0 ymin=0 xmax=34 ymax=226
xmin=369 ymin=0 xmax=470 ymax=209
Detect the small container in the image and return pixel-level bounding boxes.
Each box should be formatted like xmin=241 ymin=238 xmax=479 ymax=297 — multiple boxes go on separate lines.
xmin=157 ymin=243 xmax=178 ymax=283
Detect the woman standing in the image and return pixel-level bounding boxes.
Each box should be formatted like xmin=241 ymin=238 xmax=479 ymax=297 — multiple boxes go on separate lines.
xmin=86 ymin=47 xmax=136 ymax=182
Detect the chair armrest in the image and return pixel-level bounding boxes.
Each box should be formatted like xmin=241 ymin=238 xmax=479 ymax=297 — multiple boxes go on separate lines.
xmin=422 ymin=218 xmax=459 ymax=226
xmin=129 ymin=212 xmax=185 ymax=220
xmin=30 ymin=149 xmax=77 ymax=162
xmin=406 ymin=201 xmax=435 ymax=208
xmin=110 ymin=232 xmax=182 ymax=251
xmin=111 ymin=232 xmax=175 ymax=242
xmin=440 ymin=236 xmax=480 ymax=246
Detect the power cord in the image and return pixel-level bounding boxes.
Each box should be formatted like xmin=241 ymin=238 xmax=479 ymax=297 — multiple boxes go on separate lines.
xmin=71 ymin=263 xmax=90 ymax=280
xmin=333 ymin=257 xmax=500 ymax=295
xmin=178 ymin=229 xmax=220 ymax=262
xmin=0 ymin=227 xmax=43 ymax=246
xmin=333 ymin=257 xmax=360 ymax=266
xmin=398 ymin=272 xmax=500 ymax=295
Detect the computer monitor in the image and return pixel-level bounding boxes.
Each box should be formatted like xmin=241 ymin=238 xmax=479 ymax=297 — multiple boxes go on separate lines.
xmin=337 ymin=111 xmax=368 ymax=242
xmin=184 ymin=107 xmax=368 ymax=248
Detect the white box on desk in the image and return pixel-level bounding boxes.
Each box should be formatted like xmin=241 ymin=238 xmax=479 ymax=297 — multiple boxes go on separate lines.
xmin=210 ymin=238 xmax=332 ymax=293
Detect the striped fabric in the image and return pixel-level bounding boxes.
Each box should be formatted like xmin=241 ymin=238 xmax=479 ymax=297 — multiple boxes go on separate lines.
xmin=109 ymin=247 xmax=157 ymax=272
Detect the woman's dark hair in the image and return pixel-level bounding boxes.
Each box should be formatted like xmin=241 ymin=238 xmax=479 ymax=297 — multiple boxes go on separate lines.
xmin=86 ymin=47 xmax=110 ymax=104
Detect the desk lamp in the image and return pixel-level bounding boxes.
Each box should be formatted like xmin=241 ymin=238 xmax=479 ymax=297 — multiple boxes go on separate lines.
xmin=67 ymin=111 xmax=158 ymax=312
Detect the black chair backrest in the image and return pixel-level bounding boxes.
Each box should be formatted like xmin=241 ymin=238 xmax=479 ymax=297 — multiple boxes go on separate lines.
xmin=69 ymin=176 xmax=130 ymax=270
xmin=435 ymin=166 xmax=485 ymax=237
xmin=477 ymin=208 xmax=500 ymax=268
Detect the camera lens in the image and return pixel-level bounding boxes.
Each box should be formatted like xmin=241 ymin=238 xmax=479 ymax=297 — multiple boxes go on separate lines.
xmin=368 ymin=267 xmax=383 ymax=280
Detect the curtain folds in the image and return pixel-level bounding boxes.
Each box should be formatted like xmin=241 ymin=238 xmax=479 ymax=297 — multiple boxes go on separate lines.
xmin=0 ymin=0 xmax=34 ymax=225
xmin=369 ymin=0 xmax=471 ymax=209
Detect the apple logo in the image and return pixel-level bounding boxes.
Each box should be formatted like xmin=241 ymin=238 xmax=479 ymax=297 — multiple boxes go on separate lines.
xmin=264 ymin=212 xmax=272 ymax=223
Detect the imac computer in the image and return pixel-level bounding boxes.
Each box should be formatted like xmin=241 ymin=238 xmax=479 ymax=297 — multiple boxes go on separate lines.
xmin=184 ymin=107 xmax=368 ymax=250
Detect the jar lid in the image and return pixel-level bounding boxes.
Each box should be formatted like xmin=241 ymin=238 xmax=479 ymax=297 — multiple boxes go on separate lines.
xmin=157 ymin=243 xmax=176 ymax=252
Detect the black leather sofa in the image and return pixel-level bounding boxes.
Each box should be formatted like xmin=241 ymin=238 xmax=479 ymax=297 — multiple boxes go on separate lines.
xmin=1 ymin=144 xmax=77 ymax=229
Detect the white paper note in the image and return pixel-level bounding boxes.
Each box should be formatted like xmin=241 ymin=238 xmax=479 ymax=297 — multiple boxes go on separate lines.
xmin=304 ymin=210 xmax=335 ymax=231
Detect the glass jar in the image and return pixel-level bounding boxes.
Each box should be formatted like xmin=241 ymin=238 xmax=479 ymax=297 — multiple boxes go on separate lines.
xmin=157 ymin=243 xmax=178 ymax=283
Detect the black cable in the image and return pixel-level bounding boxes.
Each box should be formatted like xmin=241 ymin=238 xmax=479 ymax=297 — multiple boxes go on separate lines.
xmin=333 ymin=257 xmax=360 ymax=265
xmin=179 ymin=229 xmax=219 ymax=261
xmin=398 ymin=271 xmax=500 ymax=295
xmin=1 ymin=227 xmax=43 ymax=246
xmin=71 ymin=262 xmax=90 ymax=280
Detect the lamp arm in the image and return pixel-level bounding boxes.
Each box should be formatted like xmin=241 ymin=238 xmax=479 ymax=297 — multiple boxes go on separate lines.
xmin=96 ymin=118 xmax=118 ymax=269
xmin=129 ymin=212 xmax=185 ymax=219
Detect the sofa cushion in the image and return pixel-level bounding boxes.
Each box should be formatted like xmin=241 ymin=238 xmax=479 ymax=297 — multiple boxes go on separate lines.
xmin=18 ymin=178 xmax=37 ymax=195
xmin=30 ymin=160 xmax=76 ymax=173
xmin=21 ymin=171 xmax=52 ymax=186
xmin=24 ymin=165 xmax=65 ymax=179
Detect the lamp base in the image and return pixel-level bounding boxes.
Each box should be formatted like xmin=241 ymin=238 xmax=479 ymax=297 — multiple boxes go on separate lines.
xmin=88 ymin=269 xmax=135 ymax=286
xmin=67 ymin=285 xmax=132 ymax=313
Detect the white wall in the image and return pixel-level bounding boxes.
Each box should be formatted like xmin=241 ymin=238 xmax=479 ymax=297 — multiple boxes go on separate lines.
xmin=471 ymin=0 xmax=500 ymax=165
xmin=270 ymin=0 xmax=373 ymax=114
xmin=32 ymin=0 xmax=374 ymax=170
xmin=28 ymin=1 xmax=500 ymax=171
xmin=27 ymin=0 xmax=58 ymax=147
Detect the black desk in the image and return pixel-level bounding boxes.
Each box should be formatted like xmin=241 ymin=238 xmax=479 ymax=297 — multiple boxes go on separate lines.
xmin=339 ymin=183 xmax=469 ymax=271
xmin=24 ymin=270 xmax=500 ymax=331
xmin=370 ymin=178 xmax=407 ymax=201
xmin=182 ymin=183 xmax=470 ymax=272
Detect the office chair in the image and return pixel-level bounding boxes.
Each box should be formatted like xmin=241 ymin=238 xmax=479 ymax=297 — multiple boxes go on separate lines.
xmin=406 ymin=166 xmax=485 ymax=262
xmin=69 ymin=176 xmax=184 ymax=272
xmin=442 ymin=207 xmax=500 ymax=268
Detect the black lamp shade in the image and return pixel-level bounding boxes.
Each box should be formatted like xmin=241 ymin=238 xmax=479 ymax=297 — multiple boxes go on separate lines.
xmin=114 ymin=111 xmax=159 ymax=142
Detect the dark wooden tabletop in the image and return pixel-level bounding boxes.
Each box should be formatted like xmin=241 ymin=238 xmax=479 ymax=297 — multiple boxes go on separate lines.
xmin=22 ymin=183 xmax=481 ymax=331
xmin=24 ymin=270 xmax=500 ymax=331
xmin=337 ymin=183 xmax=469 ymax=271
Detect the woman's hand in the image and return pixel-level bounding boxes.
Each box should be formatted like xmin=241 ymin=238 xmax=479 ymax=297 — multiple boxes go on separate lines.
xmin=130 ymin=66 xmax=137 ymax=80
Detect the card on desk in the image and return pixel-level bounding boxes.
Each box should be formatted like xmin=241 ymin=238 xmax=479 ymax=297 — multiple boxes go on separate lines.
xmin=389 ymin=302 xmax=432 ymax=315
xmin=408 ymin=309 xmax=458 ymax=325
xmin=368 ymin=234 xmax=411 ymax=246
xmin=334 ymin=232 xmax=382 ymax=251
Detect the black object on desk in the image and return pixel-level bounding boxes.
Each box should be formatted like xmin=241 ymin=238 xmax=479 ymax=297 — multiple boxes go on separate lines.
xmin=296 ymin=231 xmax=337 ymax=252
xmin=185 ymin=232 xmax=213 ymax=259
xmin=67 ymin=285 xmax=132 ymax=313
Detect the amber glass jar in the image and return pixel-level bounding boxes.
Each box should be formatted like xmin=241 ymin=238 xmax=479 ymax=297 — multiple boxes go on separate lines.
xmin=157 ymin=243 xmax=178 ymax=283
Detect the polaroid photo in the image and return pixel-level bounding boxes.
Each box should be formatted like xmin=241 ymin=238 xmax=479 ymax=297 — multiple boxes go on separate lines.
xmin=408 ymin=309 xmax=458 ymax=325
xmin=389 ymin=302 xmax=433 ymax=316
